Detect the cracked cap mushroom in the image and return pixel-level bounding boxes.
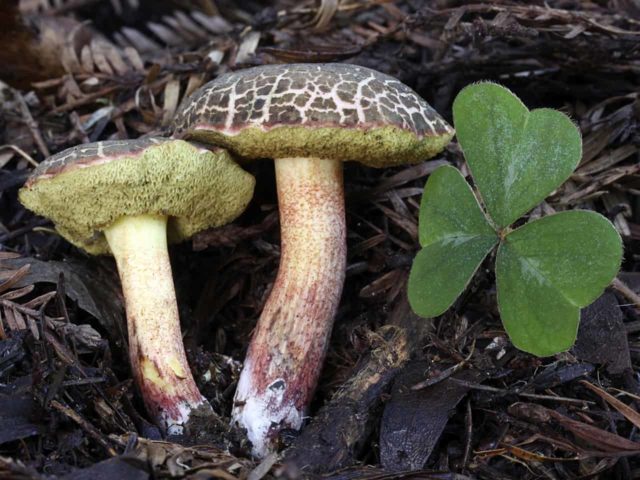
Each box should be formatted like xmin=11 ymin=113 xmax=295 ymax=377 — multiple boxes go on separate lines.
xmin=19 ymin=137 xmax=255 ymax=434
xmin=171 ymin=63 xmax=454 ymax=456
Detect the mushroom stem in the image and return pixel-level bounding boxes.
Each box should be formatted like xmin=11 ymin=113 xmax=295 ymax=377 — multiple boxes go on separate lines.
xmin=104 ymin=214 xmax=207 ymax=434
xmin=232 ymin=157 xmax=346 ymax=457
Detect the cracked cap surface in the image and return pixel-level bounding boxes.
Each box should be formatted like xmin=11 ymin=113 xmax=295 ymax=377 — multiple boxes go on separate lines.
xmin=19 ymin=138 xmax=255 ymax=255
xmin=171 ymin=63 xmax=454 ymax=167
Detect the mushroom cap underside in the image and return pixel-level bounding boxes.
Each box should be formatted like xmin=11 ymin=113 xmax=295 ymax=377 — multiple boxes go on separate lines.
xmin=172 ymin=63 xmax=454 ymax=167
xmin=19 ymin=138 xmax=255 ymax=255
xmin=177 ymin=124 xmax=453 ymax=168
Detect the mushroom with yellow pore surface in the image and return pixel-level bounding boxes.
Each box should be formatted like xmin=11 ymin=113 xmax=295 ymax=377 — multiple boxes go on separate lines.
xmin=172 ymin=63 xmax=455 ymax=456
xmin=19 ymin=137 xmax=255 ymax=434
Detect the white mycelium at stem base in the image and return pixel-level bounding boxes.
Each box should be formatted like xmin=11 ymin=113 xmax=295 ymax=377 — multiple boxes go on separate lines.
xmin=232 ymin=157 xmax=346 ymax=457
xmin=105 ymin=214 xmax=206 ymax=434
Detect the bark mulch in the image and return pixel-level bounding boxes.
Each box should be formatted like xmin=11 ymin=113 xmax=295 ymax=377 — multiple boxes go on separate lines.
xmin=0 ymin=1 xmax=639 ymax=478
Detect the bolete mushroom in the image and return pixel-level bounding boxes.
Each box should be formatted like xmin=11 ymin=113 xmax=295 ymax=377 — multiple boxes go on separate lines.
xmin=171 ymin=63 xmax=454 ymax=456
xmin=19 ymin=137 xmax=255 ymax=434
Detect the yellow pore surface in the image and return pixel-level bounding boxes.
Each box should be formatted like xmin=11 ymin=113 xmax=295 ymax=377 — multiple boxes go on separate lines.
xmin=19 ymin=140 xmax=255 ymax=255
xmin=186 ymin=124 xmax=455 ymax=168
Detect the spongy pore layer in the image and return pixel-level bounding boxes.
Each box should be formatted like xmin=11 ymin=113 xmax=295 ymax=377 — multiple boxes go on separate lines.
xmin=185 ymin=124 xmax=453 ymax=168
xmin=19 ymin=138 xmax=255 ymax=255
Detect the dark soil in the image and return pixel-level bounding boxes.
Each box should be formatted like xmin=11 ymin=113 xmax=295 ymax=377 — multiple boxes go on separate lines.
xmin=1 ymin=1 xmax=639 ymax=479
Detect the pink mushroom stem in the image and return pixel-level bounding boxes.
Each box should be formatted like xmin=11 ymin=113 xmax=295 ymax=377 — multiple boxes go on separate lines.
xmin=232 ymin=157 xmax=346 ymax=457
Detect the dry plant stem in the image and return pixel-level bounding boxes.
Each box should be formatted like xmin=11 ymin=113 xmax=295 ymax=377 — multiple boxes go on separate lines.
xmin=611 ymin=277 xmax=640 ymax=309
xmin=105 ymin=214 xmax=207 ymax=434
xmin=232 ymin=157 xmax=346 ymax=457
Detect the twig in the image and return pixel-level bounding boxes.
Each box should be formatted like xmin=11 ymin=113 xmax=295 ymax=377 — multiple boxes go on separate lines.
xmin=0 ymin=145 xmax=38 ymax=167
xmin=462 ymin=398 xmax=473 ymax=470
xmin=49 ymin=0 xmax=102 ymax=15
xmin=611 ymin=277 xmax=640 ymax=309
xmin=449 ymin=378 xmax=596 ymax=406
xmin=52 ymin=86 xmax=119 ymax=113
xmin=16 ymin=94 xmax=50 ymax=158
xmin=0 ymin=219 xmax=51 ymax=244
xmin=411 ymin=339 xmax=476 ymax=390
xmin=50 ymin=400 xmax=118 ymax=456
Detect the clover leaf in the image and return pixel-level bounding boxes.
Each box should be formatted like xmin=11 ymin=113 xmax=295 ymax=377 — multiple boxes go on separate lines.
xmin=409 ymin=165 xmax=498 ymax=317
xmin=453 ymin=82 xmax=582 ymax=228
xmin=497 ymin=211 xmax=622 ymax=356
xmin=408 ymin=82 xmax=623 ymax=357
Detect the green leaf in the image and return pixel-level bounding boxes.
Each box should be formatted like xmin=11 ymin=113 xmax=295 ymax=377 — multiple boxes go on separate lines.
xmin=418 ymin=165 xmax=496 ymax=247
xmin=409 ymin=238 xmax=498 ymax=317
xmin=496 ymin=210 xmax=623 ymax=356
xmin=495 ymin=247 xmax=579 ymax=357
xmin=409 ymin=165 xmax=498 ymax=317
xmin=453 ymin=82 xmax=582 ymax=228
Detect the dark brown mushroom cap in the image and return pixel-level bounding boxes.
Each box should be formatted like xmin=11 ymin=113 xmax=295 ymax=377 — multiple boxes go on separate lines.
xmin=171 ymin=63 xmax=454 ymax=167
xmin=19 ymin=138 xmax=255 ymax=255
xmin=25 ymin=137 xmax=169 ymax=184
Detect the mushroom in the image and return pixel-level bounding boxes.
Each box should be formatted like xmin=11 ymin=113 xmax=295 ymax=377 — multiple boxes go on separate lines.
xmin=171 ymin=63 xmax=454 ymax=456
xmin=19 ymin=137 xmax=255 ymax=434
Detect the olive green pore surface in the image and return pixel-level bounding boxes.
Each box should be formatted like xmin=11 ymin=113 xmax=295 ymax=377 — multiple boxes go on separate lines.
xmin=186 ymin=124 xmax=454 ymax=167
xmin=19 ymin=140 xmax=255 ymax=255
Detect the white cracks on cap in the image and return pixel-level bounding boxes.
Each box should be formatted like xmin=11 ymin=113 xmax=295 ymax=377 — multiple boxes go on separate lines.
xmin=232 ymin=358 xmax=303 ymax=458
xmin=174 ymin=63 xmax=452 ymax=138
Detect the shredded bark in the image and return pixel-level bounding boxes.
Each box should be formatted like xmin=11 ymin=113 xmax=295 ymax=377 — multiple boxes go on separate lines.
xmin=0 ymin=1 xmax=639 ymax=478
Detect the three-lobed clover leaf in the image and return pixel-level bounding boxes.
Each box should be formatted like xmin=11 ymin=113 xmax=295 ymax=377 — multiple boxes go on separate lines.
xmin=408 ymin=82 xmax=623 ymax=357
